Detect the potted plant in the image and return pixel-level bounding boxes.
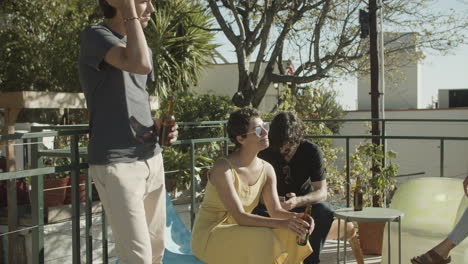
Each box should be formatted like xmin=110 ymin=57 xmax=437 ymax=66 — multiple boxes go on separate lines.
xmin=348 ymin=143 xmax=399 ymax=255
xmin=42 ymin=135 xmax=88 ymax=207
xmin=42 ymin=157 xmax=71 ymax=208
xmin=162 ymin=145 xmax=216 ymax=196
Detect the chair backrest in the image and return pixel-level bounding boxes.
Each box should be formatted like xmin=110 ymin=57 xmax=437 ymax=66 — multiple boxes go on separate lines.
xmin=165 ymin=192 xmax=193 ymax=254
xmin=389 ymin=177 xmax=464 ymax=236
xmin=454 ymin=196 xmax=468 ymax=225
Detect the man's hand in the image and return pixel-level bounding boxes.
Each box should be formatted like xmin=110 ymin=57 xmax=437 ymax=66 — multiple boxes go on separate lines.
xmin=105 ymin=0 xmax=135 ymax=10
xmin=153 ymin=119 xmax=178 ymax=145
xmin=280 ymin=193 xmax=299 ymax=211
xmin=464 ymin=175 xmax=468 ymax=197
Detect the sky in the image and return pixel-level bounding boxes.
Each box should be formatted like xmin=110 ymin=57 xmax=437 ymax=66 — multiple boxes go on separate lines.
xmin=212 ymin=0 xmax=468 ymax=110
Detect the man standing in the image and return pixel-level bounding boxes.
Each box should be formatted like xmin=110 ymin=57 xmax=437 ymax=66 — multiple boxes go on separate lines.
xmin=254 ymin=112 xmax=334 ymax=264
xmin=78 ymin=0 xmax=177 ymax=263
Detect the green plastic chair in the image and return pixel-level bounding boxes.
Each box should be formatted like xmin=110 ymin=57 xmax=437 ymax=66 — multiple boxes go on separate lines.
xmin=381 ymin=177 xmax=467 ymax=264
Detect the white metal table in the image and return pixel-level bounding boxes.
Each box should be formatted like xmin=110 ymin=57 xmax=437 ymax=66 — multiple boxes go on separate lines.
xmin=334 ymin=207 xmax=404 ymax=264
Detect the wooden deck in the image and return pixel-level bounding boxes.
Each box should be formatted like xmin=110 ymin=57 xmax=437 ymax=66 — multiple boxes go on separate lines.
xmin=321 ymin=240 xmax=382 ymax=264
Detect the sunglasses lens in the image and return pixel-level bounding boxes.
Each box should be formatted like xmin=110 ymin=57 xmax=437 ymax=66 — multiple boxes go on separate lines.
xmin=254 ymin=123 xmax=270 ymax=136
xmin=255 ymin=127 xmax=263 ymax=136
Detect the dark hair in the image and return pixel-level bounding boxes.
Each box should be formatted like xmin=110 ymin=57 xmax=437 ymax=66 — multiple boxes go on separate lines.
xmin=227 ymin=108 xmax=260 ymax=149
xmin=269 ymin=112 xmax=305 ymax=151
xmin=99 ymin=0 xmax=117 ymax=19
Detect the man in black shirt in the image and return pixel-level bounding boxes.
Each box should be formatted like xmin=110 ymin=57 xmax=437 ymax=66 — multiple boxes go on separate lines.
xmin=254 ymin=112 xmax=334 ymax=264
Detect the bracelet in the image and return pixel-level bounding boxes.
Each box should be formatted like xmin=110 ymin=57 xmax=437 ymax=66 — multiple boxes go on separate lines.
xmin=123 ymin=16 xmax=140 ymax=23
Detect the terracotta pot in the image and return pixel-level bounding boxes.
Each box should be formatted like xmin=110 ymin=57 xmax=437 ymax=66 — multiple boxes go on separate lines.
xmin=43 ymin=176 xmax=69 ymax=207
xmin=0 ymin=180 xmax=30 ymax=207
xmin=357 ymin=221 xmax=386 ymax=255
xmin=64 ymin=174 xmax=87 ymax=204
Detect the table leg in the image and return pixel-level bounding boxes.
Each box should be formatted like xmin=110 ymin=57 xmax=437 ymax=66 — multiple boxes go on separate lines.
xmin=343 ymin=218 xmax=348 ymax=264
xmin=388 ymin=221 xmax=391 ymax=264
xmin=337 ymin=218 xmax=340 ymax=264
xmin=398 ymin=216 xmax=402 ymax=264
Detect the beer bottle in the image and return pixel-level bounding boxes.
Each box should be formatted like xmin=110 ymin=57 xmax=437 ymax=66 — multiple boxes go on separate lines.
xmin=158 ymin=96 xmax=176 ymax=147
xmin=354 ymin=176 xmax=364 ymax=211
xmin=297 ymin=205 xmax=312 ymax=246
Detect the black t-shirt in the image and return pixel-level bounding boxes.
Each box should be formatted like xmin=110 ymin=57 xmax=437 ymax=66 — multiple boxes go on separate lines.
xmin=258 ymin=140 xmax=326 ymax=197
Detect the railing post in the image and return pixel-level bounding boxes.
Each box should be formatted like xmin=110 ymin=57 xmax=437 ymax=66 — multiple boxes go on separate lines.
xmin=190 ymin=141 xmax=196 ymax=229
xmin=85 ymin=169 xmax=93 ymax=264
xmin=224 ymin=123 xmax=229 ymax=156
xmin=102 ymin=208 xmax=108 ymax=264
xmin=30 ymin=136 xmax=44 ymax=264
xmin=71 ymin=135 xmax=81 ymax=264
xmin=346 ymin=137 xmax=350 ymax=207
xmin=382 ymin=119 xmax=386 ymax=167
xmin=440 ymin=139 xmax=444 ymax=177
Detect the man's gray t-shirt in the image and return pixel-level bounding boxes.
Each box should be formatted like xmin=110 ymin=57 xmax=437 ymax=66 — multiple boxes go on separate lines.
xmin=78 ymin=25 xmax=162 ymax=164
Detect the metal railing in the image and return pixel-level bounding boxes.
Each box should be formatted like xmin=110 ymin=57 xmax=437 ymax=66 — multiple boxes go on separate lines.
xmin=304 ymin=118 xmax=468 ymax=207
xmin=1 ymin=118 xmax=468 ymax=263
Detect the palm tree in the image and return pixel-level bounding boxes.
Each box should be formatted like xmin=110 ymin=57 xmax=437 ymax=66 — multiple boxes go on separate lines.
xmin=146 ymin=0 xmax=219 ymax=98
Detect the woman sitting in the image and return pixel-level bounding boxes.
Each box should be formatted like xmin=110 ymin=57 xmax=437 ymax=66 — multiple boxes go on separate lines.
xmin=191 ymin=107 xmax=313 ymax=264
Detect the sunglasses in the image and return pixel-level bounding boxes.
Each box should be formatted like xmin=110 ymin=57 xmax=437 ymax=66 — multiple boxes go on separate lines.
xmin=243 ymin=123 xmax=270 ymax=137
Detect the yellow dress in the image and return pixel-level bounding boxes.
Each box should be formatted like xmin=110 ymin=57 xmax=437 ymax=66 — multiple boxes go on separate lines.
xmin=191 ymin=159 xmax=313 ymax=264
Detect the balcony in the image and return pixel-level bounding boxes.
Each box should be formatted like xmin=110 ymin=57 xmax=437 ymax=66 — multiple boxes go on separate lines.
xmin=1 ymin=119 xmax=467 ymax=264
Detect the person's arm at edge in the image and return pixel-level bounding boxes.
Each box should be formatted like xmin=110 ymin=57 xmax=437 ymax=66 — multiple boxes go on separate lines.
xmin=104 ymin=1 xmax=152 ymax=74
xmin=463 ymin=175 xmax=468 ymax=197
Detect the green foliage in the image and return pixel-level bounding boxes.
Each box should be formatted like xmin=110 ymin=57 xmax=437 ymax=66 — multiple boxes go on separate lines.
xmin=278 ymin=84 xmax=344 ymax=133
xmin=0 ymin=0 xmax=217 ymax=98
xmin=158 ymin=92 xmax=236 ymax=190
xmin=157 ymin=90 xmax=236 ymax=140
xmin=163 ymin=143 xmax=218 ymax=190
xmin=348 ymin=143 xmax=399 ymax=207
xmin=146 ymin=0 xmax=219 ymax=97
xmin=0 ymin=0 xmax=102 ymax=92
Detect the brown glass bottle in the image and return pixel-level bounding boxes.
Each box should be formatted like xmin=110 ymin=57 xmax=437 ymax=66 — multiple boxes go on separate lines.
xmin=158 ymin=96 xmax=176 ymax=147
xmin=354 ymin=176 xmax=364 ymax=211
xmin=297 ymin=205 xmax=312 ymax=246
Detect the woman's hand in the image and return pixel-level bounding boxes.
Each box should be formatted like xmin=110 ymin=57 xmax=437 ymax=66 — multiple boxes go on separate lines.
xmin=282 ymin=213 xmax=314 ymax=237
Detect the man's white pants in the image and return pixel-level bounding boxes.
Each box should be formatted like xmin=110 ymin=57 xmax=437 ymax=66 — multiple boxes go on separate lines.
xmin=90 ymin=153 xmax=166 ymax=264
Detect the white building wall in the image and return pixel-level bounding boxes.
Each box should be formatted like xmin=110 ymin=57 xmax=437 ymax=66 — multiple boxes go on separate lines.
xmin=358 ymin=62 xmax=421 ymax=110
xmin=358 ymin=32 xmax=423 ymax=110
xmin=438 ymin=90 xmax=450 ymax=108
xmin=331 ymin=108 xmax=468 ymax=183
xmin=192 ymin=63 xmax=281 ymax=113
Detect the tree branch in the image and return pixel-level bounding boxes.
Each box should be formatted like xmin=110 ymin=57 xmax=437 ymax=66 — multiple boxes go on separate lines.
xmin=207 ymin=0 xmax=240 ymax=46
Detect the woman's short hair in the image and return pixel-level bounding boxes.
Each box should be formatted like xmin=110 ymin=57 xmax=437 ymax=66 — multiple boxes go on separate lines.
xmin=99 ymin=0 xmax=116 ymax=19
xmin=269 ymin=112 xmax=305 ymax=151
xmin=227 ymin=108 xmax=260 ymax=148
